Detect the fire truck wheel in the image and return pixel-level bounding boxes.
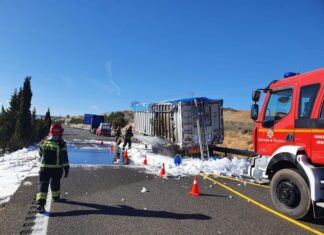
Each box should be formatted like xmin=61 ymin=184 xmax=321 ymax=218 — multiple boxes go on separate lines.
xmin=270 ymin=168 xmax=311 ymax=219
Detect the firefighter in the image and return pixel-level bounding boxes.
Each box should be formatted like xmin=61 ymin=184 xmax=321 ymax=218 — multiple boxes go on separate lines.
xmin=123 ymin=125 xmax=133 ymax=150
xmin=115 ymin=126 xmax=122 ymax=142
xmin=113 ymin=137 xmax=122 ymax=164
xmin=36 ymin=123 xmax=70 ymax=213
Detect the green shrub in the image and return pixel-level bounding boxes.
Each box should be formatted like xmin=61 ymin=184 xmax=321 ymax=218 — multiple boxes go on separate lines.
xmin=69 ymin=117 xmax=83 ymax=124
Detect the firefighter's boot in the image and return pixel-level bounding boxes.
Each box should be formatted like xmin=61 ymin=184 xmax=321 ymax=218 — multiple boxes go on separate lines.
xmin=36 ymin=204 xmax=45 ymax=213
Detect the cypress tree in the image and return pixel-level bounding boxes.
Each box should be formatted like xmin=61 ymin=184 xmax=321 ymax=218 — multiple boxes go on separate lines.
xmin=37 ymin=109 xmax=52 ymax=141
xmin=31 ymin=108 xmax=37 ymax=143
xmin=44 ymin=108 xmax=52 ymax=131
xmin=15 ymin=77 xmax=33 ymax=147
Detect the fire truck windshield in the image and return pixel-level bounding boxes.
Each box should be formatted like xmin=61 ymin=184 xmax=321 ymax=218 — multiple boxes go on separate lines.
xmin=264 ymin=88 xmax=293 ymax=123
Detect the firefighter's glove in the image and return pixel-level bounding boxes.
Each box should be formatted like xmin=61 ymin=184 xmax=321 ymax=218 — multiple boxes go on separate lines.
xmin=64 ymin=166 xmax=70 ymax=178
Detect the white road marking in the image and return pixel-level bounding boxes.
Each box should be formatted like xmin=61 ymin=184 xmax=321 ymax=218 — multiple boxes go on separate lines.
xmin=31 ymin=190 xmax=52 ymax=235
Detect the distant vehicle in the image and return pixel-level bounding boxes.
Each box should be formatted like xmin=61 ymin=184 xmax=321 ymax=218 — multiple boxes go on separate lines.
xmin=96 ymin=123 xmax=111 ymax=136
xmin=83 ymin=114 xmax=105 ymax=134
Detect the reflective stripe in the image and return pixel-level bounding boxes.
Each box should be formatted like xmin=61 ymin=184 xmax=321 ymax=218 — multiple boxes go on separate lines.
xmin=41 ymin=140 xmax=63 ymax=168
xmin=36 ymin=192 xmax=47 ymax=201
xmin=259 ymin=128 xmax=324 ymax=134
xmin=56 ymin=145 xmax=60 ymax=165
xmin=52 ymin=191 xmax=60 ymax=197
xmin=63 ymin=163 xmax=70 ymax=167
xmin=43 ymin=141 xmax=58 ymax=147
xmin=40 ymin=164 xmax=63 ymax=168
xmin=61 ymin=147 xmax=67 ymax=151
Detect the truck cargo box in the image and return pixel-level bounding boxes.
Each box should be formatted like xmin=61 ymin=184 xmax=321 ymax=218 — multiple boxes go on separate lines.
xmin=83 ymin=114 xmax=105 ymax=133
xmin=133 ymin=97 xmax=224 ymax=153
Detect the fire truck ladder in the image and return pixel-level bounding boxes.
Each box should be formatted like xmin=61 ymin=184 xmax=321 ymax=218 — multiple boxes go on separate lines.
xmin=194 ymin=98 xmax=210 ymax=160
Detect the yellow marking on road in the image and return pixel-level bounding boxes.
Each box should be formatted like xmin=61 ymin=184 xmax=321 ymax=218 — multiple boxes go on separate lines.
xmin=200 ymin=173 xmax=324 ymax=235
xmin=212 ymin=173 xmax=270 ymax=189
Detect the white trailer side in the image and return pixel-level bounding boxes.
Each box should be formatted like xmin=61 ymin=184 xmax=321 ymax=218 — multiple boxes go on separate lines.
xmin=133 ymin=97 xmax=224 ymax=155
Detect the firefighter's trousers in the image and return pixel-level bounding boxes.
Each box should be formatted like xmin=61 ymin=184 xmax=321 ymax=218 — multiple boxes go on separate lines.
xmin=36 ymin=168 xmax=63 ymax=206
xmin=123 ymin=138 xmax=131 ymax=149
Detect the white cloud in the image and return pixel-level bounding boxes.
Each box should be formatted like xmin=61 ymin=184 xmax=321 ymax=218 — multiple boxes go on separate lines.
xmin=105 ymin=61 xmax=121 ymax=96
xmin=91 ymin=105 xmax=98 ymax=110
xmin=61 ymin=76 xmax=75 ymax=88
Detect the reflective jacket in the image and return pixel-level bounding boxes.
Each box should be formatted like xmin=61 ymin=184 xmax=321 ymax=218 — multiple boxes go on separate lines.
xmin=124 ymin=129 xmax=133 ymax=140
xmin=39 ymin=137 xmax=69 ymax=168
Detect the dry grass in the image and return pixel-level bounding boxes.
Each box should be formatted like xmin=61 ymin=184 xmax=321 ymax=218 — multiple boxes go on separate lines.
xmin=220 ymin=109 xmax=254 ymax=151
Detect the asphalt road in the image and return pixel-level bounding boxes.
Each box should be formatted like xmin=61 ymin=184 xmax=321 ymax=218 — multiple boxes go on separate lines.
xmin=0 ymin=127 xmax=323 ymax=235
xmin=62 ymin=125 xmax=116 ymax=142
xmin=1 ymin=167 xmax=324 ymax=235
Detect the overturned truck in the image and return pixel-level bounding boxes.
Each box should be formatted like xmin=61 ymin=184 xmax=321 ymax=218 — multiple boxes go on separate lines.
xmin=133 ymin=97 xmax=224 ymax=156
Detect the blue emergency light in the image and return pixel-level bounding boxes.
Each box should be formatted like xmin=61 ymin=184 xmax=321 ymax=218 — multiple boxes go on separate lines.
xmin=284 ymin=72 xmax=300 ymax=78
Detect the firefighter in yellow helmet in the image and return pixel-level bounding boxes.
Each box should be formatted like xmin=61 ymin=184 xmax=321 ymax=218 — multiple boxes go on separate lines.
xmin=36 ymin=123 xmax=69 ymax=213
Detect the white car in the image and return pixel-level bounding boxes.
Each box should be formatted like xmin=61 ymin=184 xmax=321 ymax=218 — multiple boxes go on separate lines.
xmin=96 ymin=123 xmax=111 ymax=136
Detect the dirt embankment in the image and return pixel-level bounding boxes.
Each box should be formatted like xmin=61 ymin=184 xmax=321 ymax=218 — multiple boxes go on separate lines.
xmin=220 ymin=109 xmax=254 ymax=151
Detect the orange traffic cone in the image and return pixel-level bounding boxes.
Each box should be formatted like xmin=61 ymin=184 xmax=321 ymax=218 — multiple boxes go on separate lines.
xmin=110 ymin=144 xmax=114 ymax=152
xmin=189 ymin=176 xmax=201 ymax=196
xmin=143 ymin=155 xmax=147 ymax=165
xmin=123 ymin=149 xmax=129 ymax=165
xmin=158 ymin=163 xmax=166 ymax=177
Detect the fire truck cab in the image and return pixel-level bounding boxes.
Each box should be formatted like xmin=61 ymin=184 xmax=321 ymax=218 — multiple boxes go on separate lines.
xmin=249 ymin=68 xmax=324 ymax=219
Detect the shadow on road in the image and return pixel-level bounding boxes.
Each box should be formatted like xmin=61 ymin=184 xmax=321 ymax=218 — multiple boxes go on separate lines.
xmin=49 ymin=199 xmax=211 ymax=220
xmin=300 ymin=212 xmax=324 ymax=226
xmin=199 ymin=193 xmax=228 ymax=198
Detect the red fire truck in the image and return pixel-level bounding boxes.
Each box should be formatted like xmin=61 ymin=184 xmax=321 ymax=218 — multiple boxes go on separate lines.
xmin=250 ymin=68 xmax=324 ymax=219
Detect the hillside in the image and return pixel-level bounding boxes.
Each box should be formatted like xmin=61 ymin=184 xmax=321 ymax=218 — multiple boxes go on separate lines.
xmin=221 ymin=109 xmax=254 ymax=151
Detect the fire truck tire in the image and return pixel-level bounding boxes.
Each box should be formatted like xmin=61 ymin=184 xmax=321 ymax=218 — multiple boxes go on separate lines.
xmin=270 ymin=168 xmax=311 ymax=219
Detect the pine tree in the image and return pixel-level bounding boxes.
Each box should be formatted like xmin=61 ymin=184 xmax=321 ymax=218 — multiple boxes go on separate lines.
xmin=3 ymin=89 xmax=21 ymax=150
xmin=0 ymin=105 xmax=7 ymax=151
xmin=15 ymin=77 xmax=33 ymax=147
xmin=0 ymin=105 xmax=5 ymax=116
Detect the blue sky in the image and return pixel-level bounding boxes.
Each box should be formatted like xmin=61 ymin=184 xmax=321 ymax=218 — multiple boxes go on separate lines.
xmin=0 ymin=0 xmax=324 ymax=116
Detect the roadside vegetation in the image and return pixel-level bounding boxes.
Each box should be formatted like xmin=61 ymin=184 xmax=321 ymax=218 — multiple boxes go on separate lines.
xmin=0 ymin=77 xmax=52 ymax=152
xmin=65 ymin=111 xmax=133 ymax=131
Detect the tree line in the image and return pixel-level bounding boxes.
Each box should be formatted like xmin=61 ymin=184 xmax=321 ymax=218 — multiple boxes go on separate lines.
xmin=66 ymin=112 xmax=128 ymax=130
xmin=0 ymin=77 xmax=52 ymax=152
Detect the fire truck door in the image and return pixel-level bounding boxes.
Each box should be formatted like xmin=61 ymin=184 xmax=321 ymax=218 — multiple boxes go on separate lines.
xmin=258 ymin=88 xmax=295 ymax=156
xmin=310 ymin=87 xmax=324 ymax=164
xmin=295 ymin=84 xmax=321 ymax=158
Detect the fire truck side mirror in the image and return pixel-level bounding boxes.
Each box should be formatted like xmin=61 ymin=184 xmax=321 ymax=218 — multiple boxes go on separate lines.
xmin=252 ymin=91 xmax=261 ymax=102
xmin=250 ymin=104 xmax=259 ymax=121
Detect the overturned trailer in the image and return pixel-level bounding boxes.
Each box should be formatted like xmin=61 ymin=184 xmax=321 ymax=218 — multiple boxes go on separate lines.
xmin=133 ymin=97 xmax=224 ymax=156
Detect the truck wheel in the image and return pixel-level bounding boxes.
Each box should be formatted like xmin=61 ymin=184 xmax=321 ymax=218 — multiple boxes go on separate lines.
xmin=270 ymin=169 xmax=310 ymax=219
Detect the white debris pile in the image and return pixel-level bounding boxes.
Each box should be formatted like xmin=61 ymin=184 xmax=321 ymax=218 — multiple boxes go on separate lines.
xmin=140 ymin=187 xmax=148 ymax=193
xmin=0 ymin=147 xmax=40 ymax=205
xmin=127 ymin=143 xmax=250 ymax=177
